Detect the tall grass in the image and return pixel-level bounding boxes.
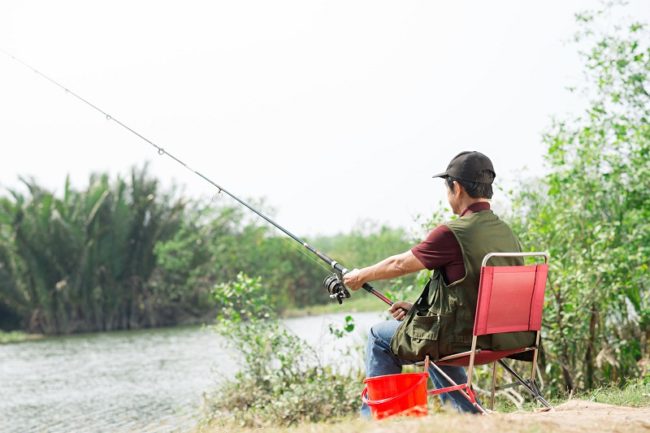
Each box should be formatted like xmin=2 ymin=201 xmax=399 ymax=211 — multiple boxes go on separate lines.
xmin=0 ymin=165 xmax=184 ymax=333
xmin=0 ymin=166 xmax=413 ymax=335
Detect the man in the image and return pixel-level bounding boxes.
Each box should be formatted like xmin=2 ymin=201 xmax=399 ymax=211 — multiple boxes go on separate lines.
xmin=343 ymin=151 xmax=534 ymax=415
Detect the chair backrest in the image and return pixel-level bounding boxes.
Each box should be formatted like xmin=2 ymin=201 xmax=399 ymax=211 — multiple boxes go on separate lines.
xmin=473 ymin=252 xmax=549 ymax=336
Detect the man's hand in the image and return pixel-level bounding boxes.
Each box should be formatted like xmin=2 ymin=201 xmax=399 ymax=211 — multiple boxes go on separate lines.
xmin=342 ymin=268 xmax=363 ymax=291
xmin=341 ymin=251 xmax=425 ymax=292
xmin=389 ymin=301 xmax=413 ymax=321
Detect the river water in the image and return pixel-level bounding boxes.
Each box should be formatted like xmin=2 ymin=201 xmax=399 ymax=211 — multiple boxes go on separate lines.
xmin=0 ymin=312 xmax=382 ymax=433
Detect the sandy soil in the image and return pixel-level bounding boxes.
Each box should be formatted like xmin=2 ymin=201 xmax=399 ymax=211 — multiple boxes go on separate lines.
xmin=502 ymin=400 xmax=650 ymax=433
xmin=204 ymin=400 xmax=650 ymax=433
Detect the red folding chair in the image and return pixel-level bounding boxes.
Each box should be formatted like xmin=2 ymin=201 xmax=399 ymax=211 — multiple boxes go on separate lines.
xmin=424 ymin=251 xmax=551 ymax=414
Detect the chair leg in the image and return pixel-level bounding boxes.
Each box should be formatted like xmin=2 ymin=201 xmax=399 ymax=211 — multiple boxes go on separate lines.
xmin=498 ymin=360 xmax=552 ymax=409
xmin=429 ymin=362 xmax=488 ymax=414
xmin=490 ymin=361 xmax=497 ymax=410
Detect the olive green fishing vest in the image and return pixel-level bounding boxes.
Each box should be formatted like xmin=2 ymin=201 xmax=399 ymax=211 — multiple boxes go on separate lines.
xmin=390 ymin=209 xmax=536 ymax=361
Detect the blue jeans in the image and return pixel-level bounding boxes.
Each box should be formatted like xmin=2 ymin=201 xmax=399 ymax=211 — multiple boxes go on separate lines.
xmin=362 ymin=320 xmax=480 ymax=417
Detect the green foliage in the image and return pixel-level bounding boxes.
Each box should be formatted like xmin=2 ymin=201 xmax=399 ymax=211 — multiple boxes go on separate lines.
xmin=313 ymin=221 xmax=412 ymax=268
xmin=205 ymin=275 xmax=362 ymax=427
xmin=0 ymin=166 xmax=185 ymax=334
xmin=1 ymin=166 xmax=413 ymax=334
xmin=489 ymin=374 xmax=650 ymax=413
xmin=312 ymin=221 xmax=417 ymax=293
xmin=283 ymin=292 xmax=385 ymax=317
xmin=510 ymin=6 xmax=650 ymax=392
xmin=213 ymin=273 xmax=273 ymax=323
xmin=328 ymin=315 xmax=355 ymax=338
xmin=583 ymin=377 xmax=650 ymax=407
xmin=0 ymin=330 xmax=34 ymax=344
xmin=156 ymin=207 xmax=413 ymax=315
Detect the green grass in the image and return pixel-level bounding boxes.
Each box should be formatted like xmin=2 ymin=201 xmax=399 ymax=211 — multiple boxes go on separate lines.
xmin=489 ymin=376 xmax=650 ymax=413
xmin=0 ymin=330 xmax=42 ymax=344
xmin=581 ymin=378 xmax=650 ymax=407
xmin=282 ymin=293 xmax=386 ymax=318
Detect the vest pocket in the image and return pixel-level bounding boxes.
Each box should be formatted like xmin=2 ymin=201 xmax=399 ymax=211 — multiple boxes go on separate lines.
xmin=406 ymin=313 xmax=441 ymax=341
xmin=391 ymin=312 xmax=447 ymax=361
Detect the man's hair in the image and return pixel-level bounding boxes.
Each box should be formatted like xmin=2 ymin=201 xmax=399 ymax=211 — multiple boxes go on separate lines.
xmin=445 ymin=174 xmax=494 ymax=199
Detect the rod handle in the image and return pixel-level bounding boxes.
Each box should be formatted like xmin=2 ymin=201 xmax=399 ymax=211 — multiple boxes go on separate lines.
xmin=362 ymin=282 xmax=393 ymax=306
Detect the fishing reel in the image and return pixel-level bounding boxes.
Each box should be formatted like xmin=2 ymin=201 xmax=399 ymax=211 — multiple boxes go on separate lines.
xmin=323 ymin=271 xmax=350 ymax=305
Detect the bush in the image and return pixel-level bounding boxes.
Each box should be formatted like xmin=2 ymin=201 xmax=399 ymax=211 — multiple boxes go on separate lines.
xmin=203 ymin=274 xmax=363 ymax=428
xmin=510 ymin=6 xmax=650 ymax=393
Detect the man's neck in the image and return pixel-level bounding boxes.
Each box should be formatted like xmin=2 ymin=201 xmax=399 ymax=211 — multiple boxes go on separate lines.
xmin=458 ymin=198 xmax=490 ymax=216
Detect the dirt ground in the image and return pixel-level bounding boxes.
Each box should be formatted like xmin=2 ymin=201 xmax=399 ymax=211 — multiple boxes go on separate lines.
xmin=371 ymin=400 xmax=650 ymax=433
xmin=500 ymin=400 xmax=650 ymax=433
xmin=206 ymin=400 xmax=650 ymax=433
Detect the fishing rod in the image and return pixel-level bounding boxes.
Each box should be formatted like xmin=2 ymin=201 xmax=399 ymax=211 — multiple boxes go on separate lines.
xmin=0 ymin=49 xmax=393 ymax=306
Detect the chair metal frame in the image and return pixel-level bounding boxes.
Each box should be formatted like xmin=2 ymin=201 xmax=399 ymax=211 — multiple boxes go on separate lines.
xmin=422 ymin=251 xmax=552 ymax=414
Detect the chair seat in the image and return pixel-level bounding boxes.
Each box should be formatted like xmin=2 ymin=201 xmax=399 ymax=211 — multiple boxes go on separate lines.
xmin=436 ymin=348 xmax=531 ymax=367
xmin=386 ymin=252 xmax=551 ymax=414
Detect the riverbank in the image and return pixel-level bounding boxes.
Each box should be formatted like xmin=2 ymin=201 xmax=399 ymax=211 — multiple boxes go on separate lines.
xmin=282 ymin=294 xmax=385 ymax=318
xmin=198 ymin=380 xmax=650 ymax=433
xmin=199 ymin=400 xmax=650 ymax=433
xmin=0 ymin=330 xmax=43 ymax=344
xmin=0 ymin=295 xmax=383 ymax=343
xmin=0 ymin=290 xmax=381 ymax=343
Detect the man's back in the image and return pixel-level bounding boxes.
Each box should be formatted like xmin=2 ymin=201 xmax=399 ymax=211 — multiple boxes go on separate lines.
xmin=391 ymin=208 xmax=534 ymax=360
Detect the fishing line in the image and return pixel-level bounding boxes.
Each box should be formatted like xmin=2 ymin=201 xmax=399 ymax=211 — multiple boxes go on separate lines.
xmin=0 ymin=48 xmax=393 ymax=306
xmin=280 ymin=236 xmax=332 ymax=274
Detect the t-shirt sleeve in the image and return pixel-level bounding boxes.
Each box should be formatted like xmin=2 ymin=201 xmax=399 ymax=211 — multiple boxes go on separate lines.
xmin=410 ymin=225 xmax=460 ymax=271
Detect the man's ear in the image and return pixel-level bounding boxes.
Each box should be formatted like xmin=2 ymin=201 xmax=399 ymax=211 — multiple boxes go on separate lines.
xmin=453 ymin=181 xmax=465 ymax=198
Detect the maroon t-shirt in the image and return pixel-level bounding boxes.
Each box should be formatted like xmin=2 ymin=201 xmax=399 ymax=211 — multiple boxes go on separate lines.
xmin=411 ymin=202 xmax=491 ymax=284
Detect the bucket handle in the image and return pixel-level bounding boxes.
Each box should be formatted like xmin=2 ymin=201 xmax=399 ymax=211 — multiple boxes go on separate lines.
xmin=361 ymin=373 xmax=428 ymax=407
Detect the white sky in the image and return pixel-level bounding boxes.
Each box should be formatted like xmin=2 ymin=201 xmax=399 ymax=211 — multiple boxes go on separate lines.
xmin=1 ymin=1 xmax=648 ymax=237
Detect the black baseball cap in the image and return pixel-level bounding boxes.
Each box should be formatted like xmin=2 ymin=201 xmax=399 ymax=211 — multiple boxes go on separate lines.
xmin=432 ymin=151 xmax=496 ymax=184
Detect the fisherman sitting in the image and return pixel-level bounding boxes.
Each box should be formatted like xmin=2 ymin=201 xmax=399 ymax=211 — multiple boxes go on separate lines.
xmin=343 ymin=151 xmax=535 ymax=415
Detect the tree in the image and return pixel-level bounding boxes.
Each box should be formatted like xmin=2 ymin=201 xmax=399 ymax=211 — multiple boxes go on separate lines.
xmin=0 ymin=166 xmax=185 ymax=333
xmin=511 ymin=5 xmax=649 ymax=391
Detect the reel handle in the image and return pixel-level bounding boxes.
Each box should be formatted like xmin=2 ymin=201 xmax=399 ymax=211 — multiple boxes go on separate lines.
xmin=324 ymin=262 xmax=394 ymax=307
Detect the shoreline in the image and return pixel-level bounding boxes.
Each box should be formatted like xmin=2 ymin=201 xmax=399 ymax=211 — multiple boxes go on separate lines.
xmin=281 ymin=294 xmax=385 ymax=318
xmin=0 ymin=302 xmax=383 ymax=344
xmin=0 ymin=330 xmax=44 ymax=344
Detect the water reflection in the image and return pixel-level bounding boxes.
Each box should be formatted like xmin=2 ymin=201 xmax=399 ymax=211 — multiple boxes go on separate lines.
xmin=0 ymin=312 xmax=382 ymax=433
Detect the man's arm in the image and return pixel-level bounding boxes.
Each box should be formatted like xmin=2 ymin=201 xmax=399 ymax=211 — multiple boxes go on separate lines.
xmin=342 ymin=250 xmax=426 ymax=321
xmin=342 ymin=250 xmax=425 ymax=290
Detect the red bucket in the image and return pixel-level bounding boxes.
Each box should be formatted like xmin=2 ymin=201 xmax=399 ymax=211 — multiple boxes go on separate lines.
xmin=361 ymin=372 xmax=428 ymax=420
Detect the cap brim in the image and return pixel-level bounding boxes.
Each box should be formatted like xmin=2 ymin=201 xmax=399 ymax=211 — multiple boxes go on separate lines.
xmin=432 ymin=172 xmax=448 ymax=179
